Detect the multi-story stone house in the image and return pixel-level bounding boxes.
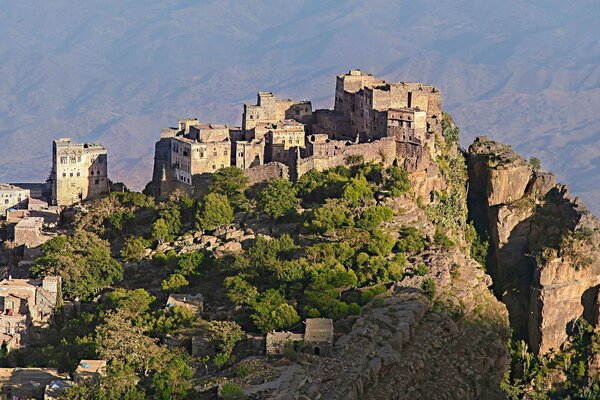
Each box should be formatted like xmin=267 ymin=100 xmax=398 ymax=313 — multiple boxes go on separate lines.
xmin=265 ymin=120 xmax=306 ymax=164
xmin=242 ymin=92 xmax=312 ymax=137
xmin=0 ymin=184 xmax=30 ymax=217
xmin=49 ymin=138 xmax=109 ymax=207
xmin=0 ymin=276 xmax=61 ymax=350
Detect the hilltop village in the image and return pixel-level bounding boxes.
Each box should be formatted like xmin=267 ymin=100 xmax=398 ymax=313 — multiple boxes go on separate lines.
xmin=150 ymin=69 xmax=443 ymax=198
xmin=0 ymin=70 xmax=599 ymax=399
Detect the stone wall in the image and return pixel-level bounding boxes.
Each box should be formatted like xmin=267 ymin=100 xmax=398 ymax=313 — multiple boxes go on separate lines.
xmin=295 ymin=137 xmax=397 ymax=179
xmin=244 ymin=162 xmax=289 ymax=186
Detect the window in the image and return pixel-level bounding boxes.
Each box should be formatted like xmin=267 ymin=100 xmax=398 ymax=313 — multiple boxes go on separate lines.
xmin=95 ymin=179 xmax=100 ymax=185
xmin=62 ymin=173 xmax=66 ymax=177
xmin=70 ymin=156 xmax=76 ymax=163
xmin=224 ymin=150 xmax=228 ymax=156
xmin=90 ymin=170 xmax=94 ymax=175
xmin=76 ymin=172 xmax=80 ymax=177
xmin=70 ymin=172 xmax=73 ymax=177
xmin=212 ymin=165 xmax=216 ymax=170
xmin=60 ymin=156 xmax=68 ymax=164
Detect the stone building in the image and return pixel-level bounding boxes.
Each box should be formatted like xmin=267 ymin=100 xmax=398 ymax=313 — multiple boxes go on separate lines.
xmin=0 ymin=368 xmax=67 ymax=400
xmin=235 ymin=139 xmax=265 ymax=170
xmin=150 ymin=70 xmax=443 ymax=199
xmin=265 ymin=120 xmax=306 ymax=164
xmin=74 ymin=360 xmax=107 ymax=382
xmin=304 ymin=318 xmax=334 ymax=356
xmin=0 ymin=184 xmax=30 ymax=217
xmin=13 ymin=217 xmax=49 ymax=248
xmin=315 ymin=69 xmax=442 ymax=142
xmin=50 ymin=138 xmax=109 ymax=207
xmin=266 ymin=331 xmax=304 ymax=356
xmin=265 ymin=318 xmax=334 ymax=357
xmin=0 ymin=276 xmax=61 ymax=350
xmin=242 ymin=92 xmax=312 ymax=137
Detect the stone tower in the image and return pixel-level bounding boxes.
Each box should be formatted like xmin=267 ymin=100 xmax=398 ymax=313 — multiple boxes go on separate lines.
xmin=50 ymin=138 xmax=109 ymax=206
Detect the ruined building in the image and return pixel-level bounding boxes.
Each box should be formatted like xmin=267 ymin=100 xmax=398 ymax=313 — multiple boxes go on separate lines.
xmin=49 ymin=138 xmax=109 ymax=207
xmin=150 ymin=70 xmax=443 ymax=198
xmin=0 ymin=276 xmax=61 ymax=350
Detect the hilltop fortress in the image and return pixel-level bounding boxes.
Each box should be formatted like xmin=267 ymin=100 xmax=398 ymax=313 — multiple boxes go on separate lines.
xmin=150 ymin=70 xmax=444 ymax=198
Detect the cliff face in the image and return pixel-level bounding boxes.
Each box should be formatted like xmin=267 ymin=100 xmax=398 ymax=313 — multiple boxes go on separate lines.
xmin=467 ymin=136 xmax=600 ymax=354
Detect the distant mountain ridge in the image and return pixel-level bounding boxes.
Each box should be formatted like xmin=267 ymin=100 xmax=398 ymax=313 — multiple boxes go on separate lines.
xmin=1 ymin=0 xmax=599 ymax=211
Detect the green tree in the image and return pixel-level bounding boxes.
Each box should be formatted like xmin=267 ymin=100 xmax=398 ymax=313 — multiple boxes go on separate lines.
xmin=120 ymin=236 xmax=148 ymax=262
xmin=95 ymin=313 xmax=163 ymax=375
xmin=257 ymin=179 xmax=299 ymax=220
xmin=151 ymin=218 xmax=170 ymax=244
xmin=384 ymin=166 xmax=410 ymax=196
xmin=161 ymin=273 xmax=189 ymax=293
xmin=210 ymin=167 xmax=249 ymax=209
xmin=150 ymin=352 xmax=194 ymax=400
xmin=307 ymin=199 xmax=354 ymax=235
xmin=153 ymin=305 xmax=198 ymax=336
xmin=365 ymin=229 xmax=395 ymax=256
xmin=207 ymin=320 xmax=244 ymax=368
xmin=220 ymin=382 xmax=247 ymax=400
xmin=356 ymin=205 xmax=393 ymax=231
xmin=32 ymin=231 xmax=123 ymax=300
xmin=104 ymin=288 xmax=154 ymax=317
xmin=196 ymin=193 xmax=234 ymax=231
xmin=224 ymin=276 xmax=259 ymax=307
xmin=395 ymin=227 xmax=426 ymax=253
xmin=176 ymin=250 xmax=209 ymax=277
xmin=251 ymin=290 xmax=300 ymax=333
xmin=158 ymin=203 xmax=182 ymax=237
xmin=529 ymin=157 xmax=541 ymax=171
xmin=342 ymin=175 xmax=373 ymax=205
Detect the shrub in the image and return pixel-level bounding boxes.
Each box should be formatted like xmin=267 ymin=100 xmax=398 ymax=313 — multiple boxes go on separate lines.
xmin=433 ymin=229 xmax=456 ymax=249
xmin=356 ymin=205 xmax=393 ymax=231
xmin=421 ymin=278 xmax=436 ymax=299
xmin=196 ymin=193 xmax=234 ymax=231
xmin=384 ymin=166 xmax=410 ymax=196
xmin=365 ymin=229 xmax=395 ymax=256
xmin=257 ymin=179 xmax=299 ymax=220
xmin=342 ymin=176 xmax=374 ymax=205
xmin=307 ymin=199 xmax=354 ymax=235
xmin=395 ymin=227 xmax=426 ymax=253
xmin=161 ymin=273 xmax=189 ymax=293
xmin=120 ymin=236 xmax=148 ymax=261
xmin=220 ymin=382 xmax=246 ymax=400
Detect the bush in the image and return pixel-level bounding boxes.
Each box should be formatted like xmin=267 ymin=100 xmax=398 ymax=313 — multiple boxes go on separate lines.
xmin=307 ymin=199 xmax=354 ymax=235
xmin=360 ymin=285 xmax=387 ymax=305
xmin=365 ymin=229 xmax=395 ymax=256
xmin=412 ymin=263 xmax=430 ymax=276
xmin=529 ymin=157 xmax=541 ymax=171
xmin=433 ymin=229 xmax=456 ymax=249
xmin=395 ymin=227 xmax=426 ymax=253
xmin=210 ymin=167 xmax=249 ymax=209
xmin=196 ymin=193 xmax=234 ymax=231
xmin=384 ymin=166 xmax=410 ymax=196
xmin=356 ymin=205 xmax=393 ymax=231
xmin=258 ymin=179 xmax=299 ymax=220
xmin=421 ymin=278 xmax=436 ymax=300
xmin=161 ymin=273 xmax=189 ymax=293
xmin=342 ymin=176 xmax=373 ymax=205
xmin=251 ymin=290 xmax=300 ymax=333
xmin=120 ymin=236 xmax=148 ymax=261
xmin=220 ymin=382 xmax=246 ymax=400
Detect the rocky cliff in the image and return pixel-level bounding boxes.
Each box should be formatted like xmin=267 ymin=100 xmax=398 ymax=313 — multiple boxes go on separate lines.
xmin=467 ymin=136 xmax=600 ymax=355
xmin=236 ymin=196 xmax=510 ymax=400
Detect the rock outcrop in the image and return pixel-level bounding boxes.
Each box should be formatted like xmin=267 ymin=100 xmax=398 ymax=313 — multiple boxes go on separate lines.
xmin=467 ymin=136 xmax=600 ymax=354
xmin=241 ymin=247 xmax=509 ymax=399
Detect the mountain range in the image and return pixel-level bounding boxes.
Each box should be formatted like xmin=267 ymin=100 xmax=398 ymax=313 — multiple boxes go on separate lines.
xmin=1 ymin=0 xmax=599 ymax=211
